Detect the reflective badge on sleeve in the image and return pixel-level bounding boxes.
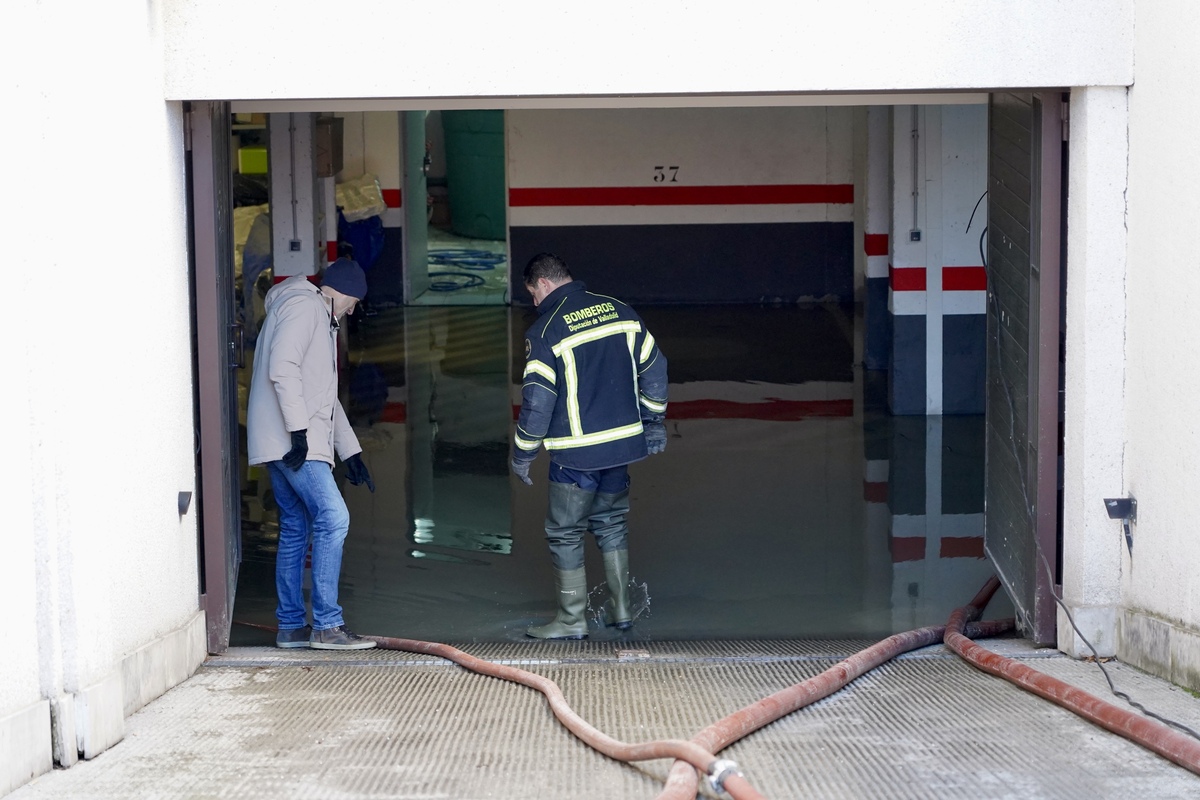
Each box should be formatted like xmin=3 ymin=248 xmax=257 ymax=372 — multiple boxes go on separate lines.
xmin=525 ymin=338 xmax=531 ymax=359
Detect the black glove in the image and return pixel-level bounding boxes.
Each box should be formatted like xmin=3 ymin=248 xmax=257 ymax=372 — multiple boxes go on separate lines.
xmin=510 ymin=454 xmax=534 ymax=486
xmin=644 ymin=422 xmax=667 ymax=455
xmin=345 ymin=453 xmax=375 ymax=492
xmin=282 ymin=429 xmax=308 ymax=471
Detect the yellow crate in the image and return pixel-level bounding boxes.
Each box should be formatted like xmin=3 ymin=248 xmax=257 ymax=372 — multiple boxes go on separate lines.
xmin=238 ymin=146 xmax=268 ymax=175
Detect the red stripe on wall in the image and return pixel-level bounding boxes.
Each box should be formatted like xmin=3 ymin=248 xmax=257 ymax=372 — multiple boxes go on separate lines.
xmin=863 ymin=481 xmax=888 ymax=503
xmin=942 ymin=266 xmax=988 ymax=291
xmin=381 ymin=188 xmax=402 ymax=208
xmin=889 ymin=266 xmax=927 ymax=292
xmin=380 ymin=402 xmax=407 ymax=424
xmin=671 ymin=398 xmax=853 ymax=420
xmin=864 ymin=233 xmax=889 ymax=257
xmin=326 ymin=241 xmax=338 ymax=262
xmin=891 ymin=536 xmax=926 ymax=563
xmin=939 ymin=536 xmax=985 ymax=559
xmin=511 ymin=398 xmax=852 ymax=422
xmin=509 ymin=184 xmax=854 ymax=207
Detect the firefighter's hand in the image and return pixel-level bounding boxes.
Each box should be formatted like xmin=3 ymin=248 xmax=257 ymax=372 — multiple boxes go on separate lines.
xmin=282 ymin=430 xmax=308 ymax=471
xmin=345 ymin=453 xmax=375 ymax=492
xmin=645 ymin=422 xmax=667 ymax=455
xmin=511 ymin=455 xmax=534 ymax=486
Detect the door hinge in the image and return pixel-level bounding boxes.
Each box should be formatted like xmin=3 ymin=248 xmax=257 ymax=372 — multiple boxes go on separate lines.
xmin=1061 ymin=99 xmax=1069 ymax=142
xmin=184 ymin=110 xmax=193 ymax=151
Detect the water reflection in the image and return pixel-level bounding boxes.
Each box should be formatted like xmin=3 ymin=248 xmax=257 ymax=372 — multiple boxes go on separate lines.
xmin=232 ymin=303 xmax=1011 ymax=645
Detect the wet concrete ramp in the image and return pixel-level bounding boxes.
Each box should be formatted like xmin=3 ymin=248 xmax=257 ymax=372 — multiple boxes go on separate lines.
xmin=11 ymin=640 xmax=1200 ymax=799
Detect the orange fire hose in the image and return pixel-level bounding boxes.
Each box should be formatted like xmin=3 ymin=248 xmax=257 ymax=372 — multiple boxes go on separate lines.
xmin=944 ymin=605 xmax=1200 ymax=777
xmin=367 ymin=634 xmax=765 ymax=799
xmin=655 ymin=577 xmax=1009 ymax=799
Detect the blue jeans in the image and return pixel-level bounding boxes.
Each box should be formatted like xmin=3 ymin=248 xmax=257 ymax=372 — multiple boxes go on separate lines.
xmin=267 ymin=460 xmax=351 ymax=632
xmin=548 ymin=463 xmax=630 ymax=493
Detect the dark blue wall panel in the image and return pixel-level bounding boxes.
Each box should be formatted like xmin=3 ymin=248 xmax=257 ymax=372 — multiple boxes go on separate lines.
xmin=864 ymin=276 xmax=891 ymax=371
xmin=889 ymin=314 xmax=926 ymax=415
xmin=943 ymin=314 xmax=986 ymax=414
xmin=510 ymin=222 xmax=853 ymax=305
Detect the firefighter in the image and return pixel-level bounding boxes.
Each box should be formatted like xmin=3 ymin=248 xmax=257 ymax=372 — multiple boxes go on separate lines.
xmin=511 ymin=252 xmax=668 ymax=639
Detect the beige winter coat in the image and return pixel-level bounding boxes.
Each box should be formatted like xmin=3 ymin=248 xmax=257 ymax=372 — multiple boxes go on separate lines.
xmin=247 ymin=275 xmax=361 ymax=467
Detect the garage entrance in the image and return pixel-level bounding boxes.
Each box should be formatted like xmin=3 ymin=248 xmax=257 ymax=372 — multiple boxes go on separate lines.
xmin=189 ymin=94 xmax=1062 ymax=652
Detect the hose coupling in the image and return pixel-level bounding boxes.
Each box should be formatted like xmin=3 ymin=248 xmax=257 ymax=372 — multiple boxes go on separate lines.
xmin=707 ymin=758 xmax=743 ymax=794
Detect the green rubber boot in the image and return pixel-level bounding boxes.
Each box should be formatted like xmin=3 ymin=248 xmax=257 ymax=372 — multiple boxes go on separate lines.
xmin=526 ymin=567 xmax=589 ymax=639
xmin=602 ymin=549 xmax=633 ymax=630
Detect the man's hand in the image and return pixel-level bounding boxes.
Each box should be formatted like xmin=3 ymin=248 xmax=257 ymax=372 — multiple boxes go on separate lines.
xmin=644 ymin=422 xmax=667 ymax=455
xmin=345 ymin=453 xmax=375 ymax=492
xmin=511 ymin=455 xmax=535 ymax=486
xmin=282 ymin=430 xmax=308 ymax=470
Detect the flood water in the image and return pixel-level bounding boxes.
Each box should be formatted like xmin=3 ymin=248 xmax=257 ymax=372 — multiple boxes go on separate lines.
xmin=231 ymin=303 xmax=1012 ymax=646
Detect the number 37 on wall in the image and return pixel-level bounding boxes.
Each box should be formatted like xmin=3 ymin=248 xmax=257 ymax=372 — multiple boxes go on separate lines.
xmin=653 ymin=166 xmax=679 ymax=183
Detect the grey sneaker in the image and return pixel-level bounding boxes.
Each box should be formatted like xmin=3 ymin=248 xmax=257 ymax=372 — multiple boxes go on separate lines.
xmin=276 ymin=626 xmax=312 ymax=649
xmin=310 ymin=625 xmax=377 ymax=650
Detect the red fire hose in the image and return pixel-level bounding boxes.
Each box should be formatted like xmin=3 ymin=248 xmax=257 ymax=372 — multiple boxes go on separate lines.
xmin=239 ymin=572 xmax=1200 ymax=797
xmin=944 ymin=605 xmax=1200 ymax=777
xmin=367 ymin=634 xmax=765 ymax=800
xmin=655 ymin=578 xmax=1009 ymax=799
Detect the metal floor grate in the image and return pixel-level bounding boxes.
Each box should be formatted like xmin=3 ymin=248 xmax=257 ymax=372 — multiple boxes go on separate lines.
xmin=13 ymin=639 xmax=1200 ymax=799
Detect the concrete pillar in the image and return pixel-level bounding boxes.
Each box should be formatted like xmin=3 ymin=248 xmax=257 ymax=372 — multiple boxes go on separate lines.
xmin=888 ymin=105 xmax=987 ymax=415
xmin=863 ymin=106 xmax=892 ymax=371
xmin=889 ymin=106 xmax=928 ymax=414
xmin=269 ymin=112 xmax=321 ymax=278
xmin=1059 ymin=86 xmax=1129 ymax=658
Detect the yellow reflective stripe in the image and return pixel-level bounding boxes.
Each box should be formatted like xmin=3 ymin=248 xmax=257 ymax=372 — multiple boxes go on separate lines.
xmin=639 ymin=332 xmax=656 ymax=364
xmin=521 ymin=381 xmax=557 ymax=398
xmin=544 ymin=422 xmax=644 ymax=450
xmin=640 ymin=395 xmax=667 ymax=414
xmin=524 ymin=360 xmax=556 ymax=384
xmin=513 ymin=432 xmax=541 ymax=451
xmin=561 ymin=348 xmax=582 ymax=435
xmin=551 ymin=320 xmax=642 ymax=357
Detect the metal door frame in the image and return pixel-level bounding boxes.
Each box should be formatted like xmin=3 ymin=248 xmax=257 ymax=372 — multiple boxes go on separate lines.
xmin=1030 ymin=91 xmax=1064 ymax=642
xmin=190 ymin=100 xmax=242 ymax=654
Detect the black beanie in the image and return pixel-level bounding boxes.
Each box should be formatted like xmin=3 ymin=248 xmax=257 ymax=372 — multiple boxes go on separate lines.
xmin=321 ymin=258 xmax=368 ymax=300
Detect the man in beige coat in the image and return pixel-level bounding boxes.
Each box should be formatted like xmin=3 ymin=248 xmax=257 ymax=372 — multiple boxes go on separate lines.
xmin=247 ymin=256 xmax=376 ymax=650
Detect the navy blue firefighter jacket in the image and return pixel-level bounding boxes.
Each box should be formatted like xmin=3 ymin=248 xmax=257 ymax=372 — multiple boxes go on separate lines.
xmin=514 ymin=281 xmax=668 ymax=471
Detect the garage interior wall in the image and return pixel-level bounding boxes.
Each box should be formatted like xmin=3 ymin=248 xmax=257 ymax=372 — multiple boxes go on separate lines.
xmin=507 ymin=107 xmax=854 ymax=305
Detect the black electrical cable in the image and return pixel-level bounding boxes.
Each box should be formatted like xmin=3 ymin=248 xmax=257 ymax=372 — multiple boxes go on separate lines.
xmin=428 ymin=248 xmax=506 ymax=271
xmin=427 ymin=271 xmax=486 ymax=292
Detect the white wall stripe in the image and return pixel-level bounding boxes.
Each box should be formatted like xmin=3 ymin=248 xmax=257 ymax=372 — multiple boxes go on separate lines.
xmin=889 ymin=290 xmax=928 ymax=315
xmin=865 ymin=459 xmax=890 ymax=482
xmin=867 ymin=255 xmax=890 ymax=279
xmin=509 ymin=204 xmax=852 ymax=227
xmin=942 ymin=290 xmax=987 ymax=315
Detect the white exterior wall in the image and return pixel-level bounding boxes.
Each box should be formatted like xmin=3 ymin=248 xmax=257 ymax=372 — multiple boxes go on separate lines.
xmin=162 ymin=2 xmax=1132 ymax=100
xmin=1059 ymin=87 xmax=1130 ymax=658
xmin=4 ymin=0 xmax=206 ymax=788
xmin=19 ymin=0 xmax=1200 ymax=791
xmin=1117 ymin=1 xmax=1200 ymax=685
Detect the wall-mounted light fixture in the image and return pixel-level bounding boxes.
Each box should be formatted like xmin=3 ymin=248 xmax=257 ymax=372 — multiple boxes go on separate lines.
xmin=1103 ymin=497 xmax=1136 ymax=553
